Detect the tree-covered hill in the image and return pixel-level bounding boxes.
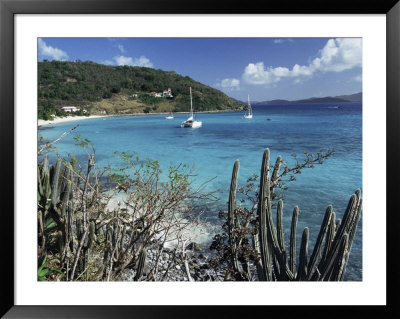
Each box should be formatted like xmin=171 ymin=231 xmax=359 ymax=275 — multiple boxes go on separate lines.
xmin=38 ymin=60 xmax=243 ymax=119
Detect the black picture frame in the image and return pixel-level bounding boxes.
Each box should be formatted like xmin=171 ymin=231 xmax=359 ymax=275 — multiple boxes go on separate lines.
xmin=1 ymin=0 xmax=398 ymax=318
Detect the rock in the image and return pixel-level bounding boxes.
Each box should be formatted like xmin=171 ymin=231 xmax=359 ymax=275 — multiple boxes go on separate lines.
xmin=200 ymin=264 xmax=210 ymax=270
xmin=187 ymin=242 xmax=203 ymax=252
xmin=142 ymin=259 xmax=151 ymax=275
xmin=193 ymin=273 xmax=201 ymax=281
xmin=198 ymin=253 xmax=206 ymax=260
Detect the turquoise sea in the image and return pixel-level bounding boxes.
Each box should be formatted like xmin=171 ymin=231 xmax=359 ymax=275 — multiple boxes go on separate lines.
xmin=38 ymin=102 xmax=362 ymax=280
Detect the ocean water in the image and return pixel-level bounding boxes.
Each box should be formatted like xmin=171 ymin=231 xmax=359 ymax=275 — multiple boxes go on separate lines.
xmin=38 ymin=102 xmax=362 ymax=280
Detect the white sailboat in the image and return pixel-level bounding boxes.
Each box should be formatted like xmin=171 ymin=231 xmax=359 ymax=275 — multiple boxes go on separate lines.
xmin=181 ymin=87 xmax=202 ymax=128
xmin=243 ymin=94 xmax=253 ymax=119
xmin=165 ymin=105 xmax=174 ymax=119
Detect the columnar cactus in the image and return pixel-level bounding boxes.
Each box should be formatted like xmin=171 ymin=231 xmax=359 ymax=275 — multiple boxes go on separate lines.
xmin=228 ymin=148 xmax=362 ymax=281
xmin=289 ymin=206 xmax=299 ymax=274
xmin=305 ymin=206 xmax=332 ymax=279
xmin=276 ymin=199 xmax=285 ymax=252
xmin=38 ymin=156 xmax=75 ymax=262
xmin=257 ymin=148 xmax=273 ymax=281
xmin=228 ymin=160 xmax=243 ymax=279
xmin=296 ymin=227 xmax=309 ymax=280
xmin=134 ymin=249 xmax=146 ymax=281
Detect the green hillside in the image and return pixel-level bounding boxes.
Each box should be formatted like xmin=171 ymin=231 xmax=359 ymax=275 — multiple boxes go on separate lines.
xmin=38 ymin=61 xmax=243 ymax=119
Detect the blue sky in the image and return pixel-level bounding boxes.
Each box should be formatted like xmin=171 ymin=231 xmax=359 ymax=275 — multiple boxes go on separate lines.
xmin=38 ymin=38 xmax=362 ymax=101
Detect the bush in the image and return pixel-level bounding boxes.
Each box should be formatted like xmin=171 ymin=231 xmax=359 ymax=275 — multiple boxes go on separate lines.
xmin=37 ymin=138 xmax=211 ymax=281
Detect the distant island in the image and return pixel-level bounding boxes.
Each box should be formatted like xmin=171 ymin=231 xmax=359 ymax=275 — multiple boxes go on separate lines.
xmin=251 ymin=92 xmax=362 ymax=105
xmin=38 ymin=60 xmax=243 ymax=120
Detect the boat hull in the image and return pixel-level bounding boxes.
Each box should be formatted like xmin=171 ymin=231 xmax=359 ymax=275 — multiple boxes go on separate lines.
xmin=181 ymin=121 xmax=202 ymax=128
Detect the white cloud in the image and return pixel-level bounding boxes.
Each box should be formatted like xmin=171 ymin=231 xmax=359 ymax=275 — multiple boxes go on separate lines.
xmin=114 ymin=56 xmax=133 ymax=66
xmin=273 ymin=38 xmax=294 ymax=44
xmin=117 ymin=44 xmax=126 ymax=53
xmin=291 ymin=64 xmax=313 ymax=76
xmin=243 ymin=38 xmax=362 ymax=85
xmin=102 ymin=60 xmax=115 ymax=66
xmin=243 ymin=63 xmax=272 ymax=84
xmin=107 ymin=39 xmax=127 ymax=53
xmin=353 ymin=74 xmax=362 ymax=82
xmin=218 ymin=78 xmax=240 ymax=91
xmin=38 ymin=38 xmax=69 ymax=61
xmin=312 ymin=38 xmax=362 ymax=72
xmin=113 ymin=55 xmax=153 ymax=68
xmin=272 ymin=67 xmax=290 ymax=77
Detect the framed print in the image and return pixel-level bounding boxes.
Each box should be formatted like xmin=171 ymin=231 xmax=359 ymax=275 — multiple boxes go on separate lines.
xmin=1 ymin=0 xmax=399 ymax=317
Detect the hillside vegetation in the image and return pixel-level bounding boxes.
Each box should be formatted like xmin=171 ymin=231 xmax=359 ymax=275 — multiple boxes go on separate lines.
xmin=38 ymin=60 xmax=243 ymax=119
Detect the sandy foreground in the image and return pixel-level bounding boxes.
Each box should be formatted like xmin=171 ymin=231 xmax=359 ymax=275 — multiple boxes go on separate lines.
xmin=38 ymin=115 xmax=108 ymax=126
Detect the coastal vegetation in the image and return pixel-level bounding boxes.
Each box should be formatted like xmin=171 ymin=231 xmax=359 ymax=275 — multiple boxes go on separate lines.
xmin=38 ymin=135 xmax=213 ymax=281
xmin=209 ymin=149 xmax=361 ymax=281
xmin=37 ymin=134 xmax=361 ymax=281
xmin=38 ymin=60 xmax=243 ymax=119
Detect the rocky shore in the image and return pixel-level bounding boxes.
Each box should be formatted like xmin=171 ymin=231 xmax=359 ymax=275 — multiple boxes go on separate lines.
xmin=123 ymin=242 xmax=224 ymax=282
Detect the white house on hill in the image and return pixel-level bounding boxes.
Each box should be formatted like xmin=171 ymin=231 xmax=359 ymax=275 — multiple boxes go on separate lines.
xmin=61 ymin=106 xmax=80 ymax=112
xmin=149 ymin=88 xmax=173 ymax=98
xmin=163 ymin=88 xmax=173 ymax=98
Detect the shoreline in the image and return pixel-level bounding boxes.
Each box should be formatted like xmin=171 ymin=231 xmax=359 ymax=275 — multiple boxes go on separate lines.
xmin=37 ymin=109 xmax=243 ymax=127
xmin=38 ymin=115 xmax=108 ymax=127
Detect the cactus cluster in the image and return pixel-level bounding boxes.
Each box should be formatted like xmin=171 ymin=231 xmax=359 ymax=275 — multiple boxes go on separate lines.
xmin=38 ymin=147 xmax=360 ymax=282
xmin=37 ymin=155 xmax=147 ymax=281
xmin=227 ymin=148 xmax=362 ymax=281
xmin=38 ymin=157 xmax=74 ymax=263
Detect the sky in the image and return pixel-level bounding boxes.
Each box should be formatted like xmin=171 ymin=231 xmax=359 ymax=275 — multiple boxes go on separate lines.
xmin=38 ymin=37 xmax=362 ymax=101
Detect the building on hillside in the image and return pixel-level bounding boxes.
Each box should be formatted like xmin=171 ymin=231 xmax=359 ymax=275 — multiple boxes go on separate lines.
xmin=61 ymin=106 xmax=80 ymax=112
xmin=149 ymin=89 xmax=173 ymax=98
xmin=163 ymin=88 xmax=173 ymax=98
xmin=149 ymin=91 xmax=162 ymax=97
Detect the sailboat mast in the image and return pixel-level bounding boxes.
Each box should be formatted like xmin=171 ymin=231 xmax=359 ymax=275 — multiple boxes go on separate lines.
xmin=248 ymin=94 xmax=252 ymax=115
xmin=190 ymin=87 xmax=193 ymax=117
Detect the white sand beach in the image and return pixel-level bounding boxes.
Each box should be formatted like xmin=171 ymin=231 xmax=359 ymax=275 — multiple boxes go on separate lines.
xmin=38 ymin=115 xmax=108 ymax=127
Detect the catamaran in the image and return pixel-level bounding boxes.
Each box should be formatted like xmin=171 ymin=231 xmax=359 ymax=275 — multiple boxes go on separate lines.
xmin=181 ymin=87 xmax=202 ymax=128
xmin=243 ymin=94 xmax=253 ymax=119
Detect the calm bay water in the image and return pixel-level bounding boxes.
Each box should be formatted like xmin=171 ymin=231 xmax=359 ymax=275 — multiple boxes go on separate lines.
xmin=38 ymin=102 xmax=362 ymax=280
